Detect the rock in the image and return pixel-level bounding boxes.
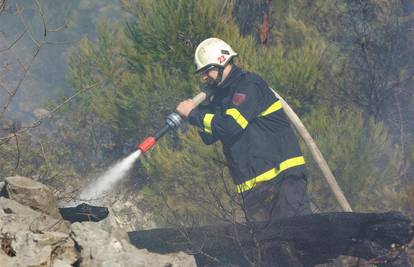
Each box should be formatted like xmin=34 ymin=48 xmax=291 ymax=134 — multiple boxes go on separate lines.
xmin=0 ymin=196 xmax=196 ymax=267
xmin=83 ymin=195 xmax=157 ymax=242
xmin=48 ymin=237 xmax=79 ymax=267
xmin=0 ymin=177 xmax=196 ymax=267
xmin=4 ymin=176 xmax=62 ymax=219
xmin=0 ymin=197 xmax=75 ymax=267
xmin=0 ymin=181 xmax=5 ymax=197
xmin=110 ymin=199 xmax=157 ymax=231
xmin=0 ymin=197 xmax=70 ymax=234
xmin=71 ymin=222 xmax=196 ymax=267
xmin=0 ymin=250 xmax=15 ymax=266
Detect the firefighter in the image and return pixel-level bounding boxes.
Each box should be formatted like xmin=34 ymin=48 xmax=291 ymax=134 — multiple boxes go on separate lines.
xmin=176 ymin=37 xmax=312 ymax=223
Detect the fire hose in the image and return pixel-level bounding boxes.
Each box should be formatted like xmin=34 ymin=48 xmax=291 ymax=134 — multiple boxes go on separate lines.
xmin=136 ymin=89 xmax=352 ymax=212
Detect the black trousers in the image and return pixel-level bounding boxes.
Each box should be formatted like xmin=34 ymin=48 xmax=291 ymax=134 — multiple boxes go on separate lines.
xmin=241 ymin=175 xmax=312 ymax=267
xmin=243 ymin=174 xmax=312 ymax=223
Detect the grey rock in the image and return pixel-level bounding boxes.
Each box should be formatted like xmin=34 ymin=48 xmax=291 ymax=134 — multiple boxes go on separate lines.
xmin=71 ymin=222 xmax=196 ymax=267
xmin=0 ymin=198 xmax=76 ymax=267
xmin=0 ymin=197 xmax=70 ymax=234
xmin=5 ymin=176 xmax=62 ymax=219
xmin=0 ymin=177 xmax=195 ymax=267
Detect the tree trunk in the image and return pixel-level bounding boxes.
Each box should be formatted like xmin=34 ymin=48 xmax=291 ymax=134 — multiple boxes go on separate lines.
xmin=128 ymin=212 xmax=413 ymax=266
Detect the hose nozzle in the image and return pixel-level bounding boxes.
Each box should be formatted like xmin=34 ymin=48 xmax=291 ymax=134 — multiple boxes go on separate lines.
xmin=137 ymin=113 xmax=182 ymax=154
xmin=166 ymin=112 xmax=182 ymax=129
xmin=136 ymin=91 xmax=207 ymax=154
xmin=137 ymin=136 xmax=156 ymax=153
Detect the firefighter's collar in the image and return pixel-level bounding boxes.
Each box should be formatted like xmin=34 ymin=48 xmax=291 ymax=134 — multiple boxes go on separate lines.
xmin=217 ymin=64 xmax=243 ymax=89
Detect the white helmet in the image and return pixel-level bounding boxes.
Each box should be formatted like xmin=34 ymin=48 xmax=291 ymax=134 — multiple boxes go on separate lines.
xmin=194 ymin=38 xmax=238 ymax=73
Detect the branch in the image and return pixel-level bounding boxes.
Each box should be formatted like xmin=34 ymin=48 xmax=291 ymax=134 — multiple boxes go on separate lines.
xmin=39 ymin=140 xmax=51 ymax=175
xmin=0 ymin=1 xmax=51 ymax=120
xmin=47 ymin=19 xmax=69 ymax=33
xmin=0 ymin=44 xmax=42 ymax=120
xmin=17 ymin=4 xmax=41 ymax=48
xmin=13 ymin=133 xmax=20 ymax=170
xmin=0 ymin=28 xmax=27 ymax=53
xmin=0 ymin=83 xmax=97 ymax=141
xmin=34 ymin=0 xmax=47 ymax=38
xmin=0 ymin=0 xmax=6 ymax=15
xmin=45 ymin=83 xmax=97 ymax=118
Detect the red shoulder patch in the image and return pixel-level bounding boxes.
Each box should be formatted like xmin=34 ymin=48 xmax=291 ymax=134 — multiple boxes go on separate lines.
xmin=232 ymin=93 xmax=246 ymax=106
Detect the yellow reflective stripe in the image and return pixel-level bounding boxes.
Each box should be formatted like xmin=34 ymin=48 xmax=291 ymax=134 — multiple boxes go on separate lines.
xmin=203 ymin=113 xmax=214 ymax=134
xmin=259 ymin=100 xmax=282 ymax=117
xmin=236 ymin=156 xmax=306 ymax=193
xmin=225 ymin=108 xmax=248 ymax=129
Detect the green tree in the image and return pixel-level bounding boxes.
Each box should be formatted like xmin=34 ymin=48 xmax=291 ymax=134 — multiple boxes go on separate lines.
xmin=64 ymin=0 xmax=409 ymax=223
xmin=140 ymin=128 xmax=236 ymax=226
xmin=302 ymin=106 xmax=403 ymax=212
xmin=295 ymin=0 xmax=414 ymax=179
xmin=62 ymin=0 xmax=335 ymax=213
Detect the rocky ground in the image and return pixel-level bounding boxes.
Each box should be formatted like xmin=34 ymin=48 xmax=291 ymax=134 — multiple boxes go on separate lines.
xmin=0 ymin=176 xmax=196 ymax=267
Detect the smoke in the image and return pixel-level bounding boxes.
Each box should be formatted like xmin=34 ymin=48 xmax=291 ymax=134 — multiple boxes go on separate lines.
xmin=68 ymin=150 xmax=142 ymax=206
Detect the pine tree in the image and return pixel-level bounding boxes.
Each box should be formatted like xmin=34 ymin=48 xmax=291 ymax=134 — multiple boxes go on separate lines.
xmin=64 ymin=0 xmax=409 ymax=226
xmin=302 ymin=106 xmax=403 ymax=212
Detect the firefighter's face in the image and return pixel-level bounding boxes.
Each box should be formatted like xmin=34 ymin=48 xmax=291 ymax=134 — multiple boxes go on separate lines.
xmin=199 ymin=65 xmax=232 ymax=86
xmin=200 ymin=67 xmax=219 ymax=85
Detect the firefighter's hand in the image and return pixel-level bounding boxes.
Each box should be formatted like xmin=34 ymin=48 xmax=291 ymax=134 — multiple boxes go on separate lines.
xmin=176 ymin=99 xmax=196 ymax=118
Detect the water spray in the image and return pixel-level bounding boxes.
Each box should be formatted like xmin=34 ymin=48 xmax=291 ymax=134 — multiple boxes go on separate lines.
xmin=71 ymin=92 xmax=208 ymax=206
xmin=78 ymin=150 xmax=142 ymax=204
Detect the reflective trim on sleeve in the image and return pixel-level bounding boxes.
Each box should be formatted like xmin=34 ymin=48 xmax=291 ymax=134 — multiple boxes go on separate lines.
xmin=225 ymin=108 xmax=248 ymax=129
xmin=203 ymin=113 xmax=214 ymax=134
xmin=236 ymin=156 xmax=306 ymax=193
xmin=259 ymin=100 xmax=282 ymax=117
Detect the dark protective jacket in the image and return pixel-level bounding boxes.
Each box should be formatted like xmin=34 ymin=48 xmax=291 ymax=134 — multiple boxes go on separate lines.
xmin=188 ymin=65 xmax=306 ymax=193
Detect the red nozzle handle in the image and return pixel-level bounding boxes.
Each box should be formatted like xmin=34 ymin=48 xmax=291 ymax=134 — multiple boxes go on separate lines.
xmin=137 ymin=136 xmax=156 ymax=153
